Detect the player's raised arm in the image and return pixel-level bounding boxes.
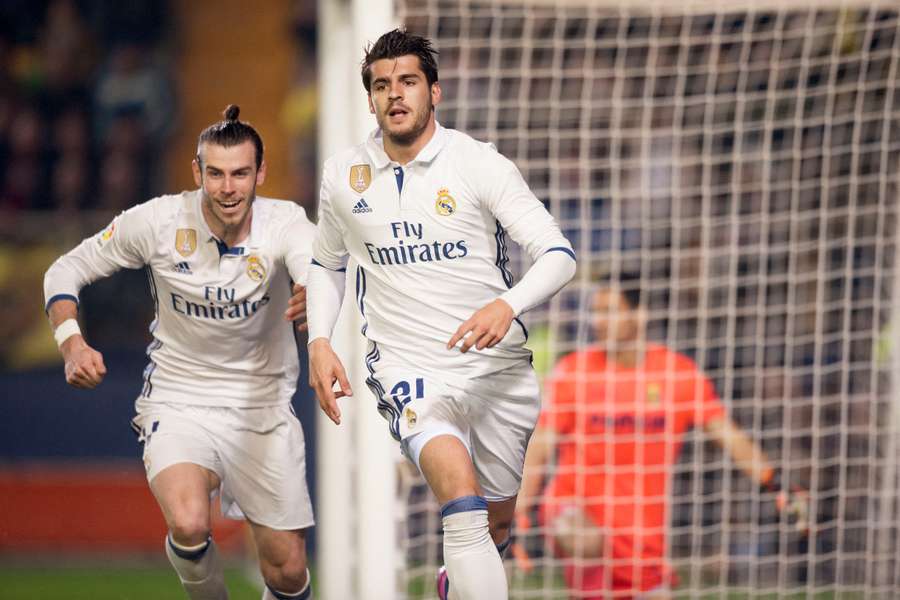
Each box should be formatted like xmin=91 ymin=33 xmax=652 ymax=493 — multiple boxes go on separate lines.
xmin=705 ymin=416 xmax=810 ymax=534
xmin=449 ymin=150 xmax=576 ymax=353
xmin=46 ymin=297 xmax=106 ymax=389
xmin=43 ymin=203 xmax=154 ymax=389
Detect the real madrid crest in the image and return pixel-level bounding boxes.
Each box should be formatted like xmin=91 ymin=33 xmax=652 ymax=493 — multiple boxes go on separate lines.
xmin=349 ymin=164 xmax=372 ymax=193
xmin=175 ymin=229 xmax=197 ymax=257
xmin=405 ymin=407 xmax=418 ymax=429
xmin=435 ymin=188 xmax=456 ymax=216
xmin=246 ymin=255 xmax=266 ymax=282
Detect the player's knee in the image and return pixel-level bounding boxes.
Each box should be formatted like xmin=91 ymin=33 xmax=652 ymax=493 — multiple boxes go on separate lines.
xmin=441 ymin=495 xmax=491 ymax=548
xmin=168 ymin=511 xmax=210 ymax=547
xmin=260 ymin=552 xmax=309 ymax=594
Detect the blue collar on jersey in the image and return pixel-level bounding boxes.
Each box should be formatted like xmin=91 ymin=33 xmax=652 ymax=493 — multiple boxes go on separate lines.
xmin=214 ymin=239 xmax=245 ymax=256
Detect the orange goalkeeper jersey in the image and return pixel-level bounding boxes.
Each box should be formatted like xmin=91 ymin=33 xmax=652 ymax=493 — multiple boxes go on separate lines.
xmin=538 ymin=344 xmax=725 ymax=592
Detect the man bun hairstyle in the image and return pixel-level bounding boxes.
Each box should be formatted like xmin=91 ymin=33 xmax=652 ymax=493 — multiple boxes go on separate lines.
xmin=196 ymin=104 xmax=264 ymax=169
xmin=361 ymin=28 xmax=439 ymax=93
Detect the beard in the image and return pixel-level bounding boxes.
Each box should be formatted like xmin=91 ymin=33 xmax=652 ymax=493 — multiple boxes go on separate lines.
xmin=380 ymin=104 xmax=433 ymax=147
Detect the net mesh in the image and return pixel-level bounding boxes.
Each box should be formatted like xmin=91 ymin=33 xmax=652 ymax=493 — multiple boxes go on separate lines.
xmin=387 ymin=2 xmax=900 ymax=597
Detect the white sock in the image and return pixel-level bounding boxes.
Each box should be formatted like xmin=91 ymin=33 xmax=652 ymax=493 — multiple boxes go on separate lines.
xmin=165 ymin=535 xmax=228 ymax=600
xmin=261 ymin=570 xmax=311 ymax=599
xmin=441 ymin=496 xmax=507 ymax=600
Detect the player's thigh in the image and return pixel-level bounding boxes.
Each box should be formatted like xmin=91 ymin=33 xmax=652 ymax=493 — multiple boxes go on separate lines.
xmin=216 ymin=406 xmax=314 ymax=530
xmin=135 ymin=405 xmax=222 ymax=537
xmin=249 ymin=522 xmax=308 ymax=577
xmin=468 ymin=362 xmax=541 ymax=500
xmin=418 ymin=433 xmax=481 ymax=504
xmin=376 ymin=365 xmax=479 ymax=503
xmin=150 ymin=462 xmax=220 ymax=539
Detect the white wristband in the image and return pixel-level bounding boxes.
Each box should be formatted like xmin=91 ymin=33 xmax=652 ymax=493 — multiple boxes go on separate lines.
xmin=54 ymin=318 xmax=82 ymax=347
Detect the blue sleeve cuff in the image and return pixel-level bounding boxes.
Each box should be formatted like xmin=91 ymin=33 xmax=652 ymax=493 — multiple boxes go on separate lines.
xmin=311 ymin=258 xmax=346 ymax=273
xmin=545 ymin=246 xmax=576 ymax=261
xmin=45 ymin=293 xmax=79 ymax=314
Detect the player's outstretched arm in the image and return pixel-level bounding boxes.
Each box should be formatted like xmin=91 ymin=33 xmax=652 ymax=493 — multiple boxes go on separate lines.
xmin=47 ymin=298 xmax=107 ymax=389
xmin=308 ymin=338 xmax=352 ymax=425
xmin=705 ymin=416 xmax=810 ymax=534
xmin=447 ymin=298 xmax=515 ymax=353
xmin=284 ymin=283 xmax=307 ymax=332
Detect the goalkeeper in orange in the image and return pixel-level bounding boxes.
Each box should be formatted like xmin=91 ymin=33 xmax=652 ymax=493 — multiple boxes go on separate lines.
xmin=515 ymin=273 xmax=809 ymax=599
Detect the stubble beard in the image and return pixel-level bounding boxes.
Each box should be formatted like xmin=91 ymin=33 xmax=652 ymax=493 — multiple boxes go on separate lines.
xmin=382 ymin=104 xmax=432 ymax=147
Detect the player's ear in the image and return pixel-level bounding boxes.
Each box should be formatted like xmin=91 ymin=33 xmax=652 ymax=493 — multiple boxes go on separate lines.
xmin=192 ymin=157 xmax=202 ymax=187
xmin=256 ymin=160 xmax=267 ymax=186
xmin=431 ymin=81 xmax=442 ymax=107
xmin=368 ymin=94 xmax=376 ymax=115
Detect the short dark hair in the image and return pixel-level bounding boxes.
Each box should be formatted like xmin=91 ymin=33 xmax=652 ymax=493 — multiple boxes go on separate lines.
xmin=601 ymin=271 xmax=642 ymax=309
xmin=361 ymin=29 xmax=439 ymax=93
xmin=196 ymin=105 xmax=264 ymax=169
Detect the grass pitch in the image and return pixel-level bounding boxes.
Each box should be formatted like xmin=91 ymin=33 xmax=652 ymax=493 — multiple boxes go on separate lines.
xmin=0 ymin=566 xmax=261 ymax=600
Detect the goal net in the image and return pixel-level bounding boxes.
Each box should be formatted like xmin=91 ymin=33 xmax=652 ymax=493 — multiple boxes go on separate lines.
xmin=384 ymin=1 xmax=900 ymax=597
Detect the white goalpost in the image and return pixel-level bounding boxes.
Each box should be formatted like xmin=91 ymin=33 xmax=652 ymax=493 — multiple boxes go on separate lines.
xmin=318 ymin=0 xmax=900 ymax=597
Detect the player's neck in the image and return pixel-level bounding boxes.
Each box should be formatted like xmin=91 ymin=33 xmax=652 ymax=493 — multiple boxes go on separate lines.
xmin=201 ymin=203 xmax=252 ymax=249
xmin=608 ymin=344 xmax=643 ymax=368
xmin=383 ymin=117 xmax=437 ymax=165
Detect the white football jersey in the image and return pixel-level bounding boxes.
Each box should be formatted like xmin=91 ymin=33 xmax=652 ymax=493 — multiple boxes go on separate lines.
xmin=314 ymin=124 xmax=574 ymax=377
xmin=44 ymin=190 xmax=316 ymax=407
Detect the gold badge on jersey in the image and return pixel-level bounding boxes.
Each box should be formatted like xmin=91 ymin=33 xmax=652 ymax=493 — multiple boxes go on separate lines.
xmin=647 ymin=382 xmax=661 ymax=406
xmin=247 ymin=255 xmax=266 ymax=282
xmin=349 ymin=164 xmax=372 ymax=193
xmin=175 ymin=229 xmax=197 ymax=257
xmin=435 ymin=188 xmax=456 ymax=216
xmin=405 ymin=407 xmax=418 ymax=429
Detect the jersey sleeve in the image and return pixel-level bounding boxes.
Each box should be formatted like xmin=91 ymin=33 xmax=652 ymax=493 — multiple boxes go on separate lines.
xmin=680 ymin=358 xmax=726 ymax=427
xmin=43 ymin=199 xmax=157 ymax=310
xmin=479 ymin=149 xmax=574 ymax=262
xmin=311 ymin=161 xmax=349 ymax=272
xmin=538 ymin=354 xmax=578 ymax=434
xmin=276 ymin=202 xmax=317 ymax=286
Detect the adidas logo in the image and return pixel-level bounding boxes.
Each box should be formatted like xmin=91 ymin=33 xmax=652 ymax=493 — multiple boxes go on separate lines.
xmin=173 ymin=261 xmax=192 ymax=274
xmin=352 ymin=198 xmax=373 ymax=214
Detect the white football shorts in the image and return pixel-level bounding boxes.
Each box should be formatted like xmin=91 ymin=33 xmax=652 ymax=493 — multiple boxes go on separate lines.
xmin=131 ymin=398 xmax=314 ymax=531
xmin=369 ymin=358 xmax=541 ymax=501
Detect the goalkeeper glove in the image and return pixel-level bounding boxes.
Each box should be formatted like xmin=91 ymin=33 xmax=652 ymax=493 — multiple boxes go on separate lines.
xmin=763 ymin=469 xmax=810 ymax=535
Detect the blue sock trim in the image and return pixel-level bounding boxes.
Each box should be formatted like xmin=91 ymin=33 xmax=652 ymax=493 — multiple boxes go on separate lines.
xmin=167 ymin=535 xmax=211 ymax=561
xmin=496 ymin=537 xmax=511 ymax=556
xmin=440 ymin=495 xmax=488 ymax=518
xmin=266 ymin=582 xmax=311 ymax=599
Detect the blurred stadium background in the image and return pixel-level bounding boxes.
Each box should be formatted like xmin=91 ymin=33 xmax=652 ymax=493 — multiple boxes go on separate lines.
xmin=2 ymin=1 xmax=900 ymax=599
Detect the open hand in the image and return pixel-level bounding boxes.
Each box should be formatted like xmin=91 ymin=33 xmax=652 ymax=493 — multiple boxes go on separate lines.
xmin=308 ymin=338 xmax=352 ymax=425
